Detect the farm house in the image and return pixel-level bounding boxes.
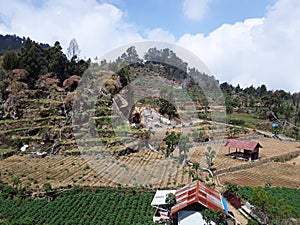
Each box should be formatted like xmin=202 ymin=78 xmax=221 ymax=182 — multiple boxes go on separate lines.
xmin=225 ymin=139 xmax=262 ymax=161
xmin=151 ymin=190 xmax=176 ymax=223
xmin=170 ymin=181 xmax=229 ymax=225
xmin=152 ymin=181 xmax=229 ymax=224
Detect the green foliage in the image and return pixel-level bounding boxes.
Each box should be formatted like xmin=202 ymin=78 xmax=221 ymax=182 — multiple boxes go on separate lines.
xmin=165 ymin=193 xmax=176 ymax=208
xmin=178 ymin=135 xmax=191 ymax=163
xmin=228 ymin=119 xmax=246 ymax=126
xmin=18 ymin=38 xmax=47 ymax=85
xmin=2 ymin=37 xmax=89 ymax=88
xmin=251 ymin=187 xmax=269 ymax=211
xmin=0 ymin=34 xmax=49 ymax=52
xmin=246 ymin=219 xmax=259 ymax=225
xmin=5 ymin=217 xmax=34 ymax=225
xmin=202 ymin=209 xmax=226 ymax=225
xmin=2 ymin=50 xmax=19 ymax=70
xmin=144 ymin=47 xmax=187 ymax=79
xmin=192 ymin=162 xmax=200 ymax=172
xmin=163 ymin=131 xmax=181 ymax=157
xmin=0 ymin=187 xmax=155 ymax=225
xmin=12 ymin=177 xmax=21 ymax=189
xmin=202 ymin=208 xmax=214 ymax=224
xmin=117 ymin=46 xmax=142 ymax=66
xmin=117 ymin=65 xmax=130 ymax=87
xmin=0 ymin=183 xmax=18 ymax=198
xmin=42 ymin=183 xmax=52 ymax=192
xmin=225 ymin=183 xmax=239 ymax=196
xmin=237 ymin=186 xmax=299 ymax=222
xmin=204 ymin=146 xmax=216 ymax=168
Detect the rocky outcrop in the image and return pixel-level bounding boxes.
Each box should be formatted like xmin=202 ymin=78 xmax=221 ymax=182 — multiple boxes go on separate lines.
xmin=10 ymin=69 xmax=29 ymax=82
xmin=130 ymin=103 xmax=179 ymax=129
xmin=260 ymin=111 xmax=277 ymax=121
xmin=6 ymin=81 xmax=28 ymax=95
xmin=35 ymin=73 xmax=65 ymax=92
xmin=63 ymin=75 xmax=81 ymax=92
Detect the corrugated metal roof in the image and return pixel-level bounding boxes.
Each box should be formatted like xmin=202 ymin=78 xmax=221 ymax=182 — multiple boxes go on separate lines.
xmin=170 ymin=181 xmax=227 ymax=215
xmin=178 ymin=210 xmax=215 ymax=225
xmin=224 ymin=139 xmax=262 ymax=151
xmin=151 ymin=190 xmax=176 ymax=206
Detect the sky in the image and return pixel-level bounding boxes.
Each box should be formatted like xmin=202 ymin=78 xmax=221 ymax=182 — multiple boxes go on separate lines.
xmin=0 ymin=0 xmax=299 ymax=93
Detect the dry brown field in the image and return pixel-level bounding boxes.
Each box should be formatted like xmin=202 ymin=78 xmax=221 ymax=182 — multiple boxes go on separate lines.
xmin=0 ymin=137 xmax=299 ymax=190
xmin=218 ymin=162 xmax=300 ymax=188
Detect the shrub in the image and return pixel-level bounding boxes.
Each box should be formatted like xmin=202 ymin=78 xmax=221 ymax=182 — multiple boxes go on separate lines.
xmin=247 ymin=219 xmax=259 ymax=225
xmin=229 ymin=119 xmax=246 ymax=126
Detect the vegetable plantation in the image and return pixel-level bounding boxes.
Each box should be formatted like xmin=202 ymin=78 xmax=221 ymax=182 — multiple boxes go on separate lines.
xmin=237 ymin=186 xmax=300 ymax=217
xmin=0 ymin=187 xmax=155 ymax=225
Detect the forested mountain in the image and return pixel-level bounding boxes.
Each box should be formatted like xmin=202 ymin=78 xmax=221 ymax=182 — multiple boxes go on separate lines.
xmin=1 ymin=37 xmax=89 ymax=88
xmin=0 ymin=35 xmax=299 ymax=225
xmin=0 ymin=34 xmax=49 ymax=52
xmin=0 ymin=35 xmax=299 ymax=156
xmin=220 ymin=82 xmax=300 ymax=139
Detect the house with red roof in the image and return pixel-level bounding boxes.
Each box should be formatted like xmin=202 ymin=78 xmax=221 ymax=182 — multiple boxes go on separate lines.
xmin=225 ymin=139 xmax=263 ymax=161
xmin=170 ymin=180 xmax=229 ymax=225
xmin=151 ymin=180 xmax=230 ymax=224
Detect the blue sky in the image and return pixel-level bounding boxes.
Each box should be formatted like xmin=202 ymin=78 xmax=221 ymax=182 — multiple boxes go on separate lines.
xmin=113 ymin=0 xmax=276 ymax=37
xmin=0 ymin=0 xmax=299 ymax=92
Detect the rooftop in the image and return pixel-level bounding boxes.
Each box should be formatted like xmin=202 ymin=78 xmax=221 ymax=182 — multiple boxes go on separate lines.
xmin=170 ymin=180 xmax=228 ymax=215
xmin=151 ymin=190 xmax=176 ymax=206
xmin=225 ymin=139 xmax=263 ymax=151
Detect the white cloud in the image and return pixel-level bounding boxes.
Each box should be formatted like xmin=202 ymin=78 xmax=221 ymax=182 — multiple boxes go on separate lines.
xmin=182 ymin=0 xmax=211 ymax=22
xmin=0 ymin=0 xmax=300 ymax=92
xmin=178 ymin=0 xmax=300 ymax=93
xmin=145 ymin=28 xmax=176 ymax=43
xmin=0 ymin=0 xmax=143 ymax=58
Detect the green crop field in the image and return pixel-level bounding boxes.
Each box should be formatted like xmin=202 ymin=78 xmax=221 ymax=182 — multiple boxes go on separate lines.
xmin=0 ymin=149 xmax=13 ymax=154
xmin=237 ymin=186 xmax=300 ymax=218
xmin=0 ymin=187 xmax=155 ymax=225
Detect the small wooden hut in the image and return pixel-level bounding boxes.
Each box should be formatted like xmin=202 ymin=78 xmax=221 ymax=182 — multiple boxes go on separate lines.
xmin=225 ymin=139 xmax=262 ymax=161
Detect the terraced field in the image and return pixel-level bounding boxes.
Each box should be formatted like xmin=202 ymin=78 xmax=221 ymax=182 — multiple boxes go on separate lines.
xmin=1 ymin=137 xmax=299 ymax=190
xmin=218 ymin=162 xmax=300 ymax=188
xmin=0 ymin=155 xmax=116 ymax=190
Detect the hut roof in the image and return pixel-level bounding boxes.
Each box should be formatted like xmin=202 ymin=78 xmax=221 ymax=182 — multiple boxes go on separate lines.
xmin=170 ymin=180 xmax=228 ymax=215
xmin=225 ymin=139 xmax=262 ymax=151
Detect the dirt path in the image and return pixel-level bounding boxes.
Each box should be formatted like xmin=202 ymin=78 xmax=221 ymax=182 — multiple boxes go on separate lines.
xmin=286 ymin=155 xmax=300 ymax=165
xmin=227 ymin=202 xmax=248 ymax=225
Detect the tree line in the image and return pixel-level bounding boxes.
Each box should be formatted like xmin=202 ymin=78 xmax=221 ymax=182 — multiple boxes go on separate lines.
xmin=1 ymin=37 xmax=90 ymax=88
xmin=221 ymin=82 xmax=300 ymax=125
xmin=0 ymin=34 xmax=50 ymax=52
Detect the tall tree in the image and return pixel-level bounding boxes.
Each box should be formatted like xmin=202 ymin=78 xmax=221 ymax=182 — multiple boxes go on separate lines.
xmin=67 ymin=38 xmax=81 ymax=60
xmin=178 ymin=135 xmax=191 ymax=163
xmin=18 ymin=38 xmax=46 ymax=87
xmin=116 ymin=46 xmax=142 ymax=66
xmin=2 ymin=50 xmax=19 ymax=70
xmin=204 ymin=146 xmax=216 ymax=169
xmin=48 ymin=41 xmax=68 ymax=83
xmin=163 ymin=131 xmax=181 ymax=157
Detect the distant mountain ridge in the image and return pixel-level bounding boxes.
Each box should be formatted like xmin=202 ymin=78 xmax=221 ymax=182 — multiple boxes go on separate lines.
xmin=0 ymin=34 xmax=50 ymax=52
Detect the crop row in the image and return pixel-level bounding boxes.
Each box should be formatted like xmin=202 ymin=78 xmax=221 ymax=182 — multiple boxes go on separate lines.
xmin=0 ymin=189 xmax=155 ymax=225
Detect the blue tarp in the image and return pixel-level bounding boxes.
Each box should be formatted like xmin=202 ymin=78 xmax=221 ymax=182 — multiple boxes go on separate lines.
xmin=222 ymin=197 xmax=229 ymax=216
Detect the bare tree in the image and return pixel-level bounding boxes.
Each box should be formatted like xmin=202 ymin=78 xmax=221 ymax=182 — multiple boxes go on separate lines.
xmin=67 ymin=38 xmax=81 ymax=60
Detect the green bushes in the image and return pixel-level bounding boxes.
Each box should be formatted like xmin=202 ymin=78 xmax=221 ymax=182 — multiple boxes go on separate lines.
xmin=237 ymin=186 xmax=300 ymax=222
xmin=228 ymin=119 xmax=246 ymax=126
xmin=0 ymin=186 xmax=155 ymax=225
